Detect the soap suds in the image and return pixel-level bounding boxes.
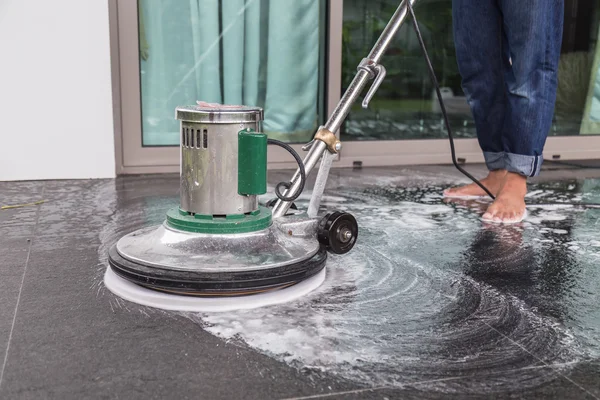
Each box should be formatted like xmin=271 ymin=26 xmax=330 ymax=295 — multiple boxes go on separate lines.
xmin=98 ymin=175 xmax=600 ymax=394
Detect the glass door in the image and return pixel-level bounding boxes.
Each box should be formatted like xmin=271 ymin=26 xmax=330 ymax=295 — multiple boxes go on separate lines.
xmin=341 ymin=0 xmax=468 ymax=141
xmin=337 ymin=0 xmax=600 ymax=167
xmin=113 ymin=0 xmax=600 ymax=173
xmin=114 ymin=0 xmax=332 ymax=173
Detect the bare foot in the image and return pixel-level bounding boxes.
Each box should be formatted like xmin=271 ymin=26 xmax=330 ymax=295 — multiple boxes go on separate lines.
xmin=443 ymin=170 xmax=507 ymax=198
xmin=482 ymin=172 xmax=527 ymax=224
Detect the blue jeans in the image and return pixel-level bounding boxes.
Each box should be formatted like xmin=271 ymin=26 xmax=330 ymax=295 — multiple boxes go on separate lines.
xmin=452 ymin=0 xmax=564 ymax=177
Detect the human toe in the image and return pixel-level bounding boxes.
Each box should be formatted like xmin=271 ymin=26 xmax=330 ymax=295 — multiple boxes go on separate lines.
xmin=482 ymin=209 xmax=496 ymax=222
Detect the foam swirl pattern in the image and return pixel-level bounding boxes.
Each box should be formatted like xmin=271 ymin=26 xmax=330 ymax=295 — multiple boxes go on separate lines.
xmin=100 ymin=176 xmax=600 ymax=395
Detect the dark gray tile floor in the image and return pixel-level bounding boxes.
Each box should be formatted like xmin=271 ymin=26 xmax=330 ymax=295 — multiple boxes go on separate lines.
xmin=0 ymin=164 xmax=599 ymax=399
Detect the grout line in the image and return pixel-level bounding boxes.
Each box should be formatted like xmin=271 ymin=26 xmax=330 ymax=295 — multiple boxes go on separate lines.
xmin=0 ymin=183 xmax=45 ymax=390
xmin=280 ymin=386 xmax=392 ymax=400
xmin=372 ymin=245 xmax=599 ymax=399
xmin=281 ymin=375 xmax=467 ymax=400
xmin=281 ymin=362 xmax=592 ymax=400
xmin=308 ymin=245 xmax=599 ymax=400
xmin=480 ymin=321 xmax=600 ymax=400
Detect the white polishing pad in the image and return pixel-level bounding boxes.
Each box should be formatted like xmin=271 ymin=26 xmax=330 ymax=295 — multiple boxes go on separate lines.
xmin=103 ymin=267 xmax=326 ymax=313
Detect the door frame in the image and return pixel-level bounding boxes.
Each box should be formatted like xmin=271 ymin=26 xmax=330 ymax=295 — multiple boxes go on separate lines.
xmin=109 ymin=0 xmax=600 ymax=175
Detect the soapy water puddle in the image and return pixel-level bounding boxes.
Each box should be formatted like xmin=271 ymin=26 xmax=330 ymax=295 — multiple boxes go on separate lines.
xmin=98 ymin=175 xmax=600 ymax=395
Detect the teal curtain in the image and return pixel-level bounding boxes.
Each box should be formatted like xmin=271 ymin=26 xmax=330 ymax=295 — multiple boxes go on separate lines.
xmin=139 ymin=0 xmax=322 ymax=146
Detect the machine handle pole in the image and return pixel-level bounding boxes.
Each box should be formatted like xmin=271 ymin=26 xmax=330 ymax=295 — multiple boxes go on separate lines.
xmin=272 ymin=0 xmax=418 ymax=219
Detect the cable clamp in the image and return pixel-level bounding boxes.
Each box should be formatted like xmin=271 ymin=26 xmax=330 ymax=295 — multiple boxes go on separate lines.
xmin=314 ymin=127 xmax=341 ymax=154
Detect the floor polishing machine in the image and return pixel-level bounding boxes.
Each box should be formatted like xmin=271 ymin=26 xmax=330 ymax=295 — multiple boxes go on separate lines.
xmin=107 ymin=0 xmax=421 ymax=299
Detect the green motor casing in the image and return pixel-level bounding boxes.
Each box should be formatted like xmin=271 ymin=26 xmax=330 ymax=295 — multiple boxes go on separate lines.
xmin=238 ymin=129 xmax=268 ymax=196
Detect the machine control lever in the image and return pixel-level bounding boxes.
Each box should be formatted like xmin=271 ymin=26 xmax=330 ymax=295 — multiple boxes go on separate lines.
xmin=358 ymin=58 xmax=387 ymax=109
xmin=302 ymin=139 xmax=315 ymax=151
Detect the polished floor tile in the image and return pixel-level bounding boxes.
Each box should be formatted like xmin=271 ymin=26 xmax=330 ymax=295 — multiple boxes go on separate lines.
xmin=0 ymin=165 xmax=599 ymax=399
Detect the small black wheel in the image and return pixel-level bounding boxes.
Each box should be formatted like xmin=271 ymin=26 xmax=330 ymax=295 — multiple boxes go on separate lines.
xmin=318 ymin=211 xmax=358 ymax=254
xmin=266 ymin=198 xmax=298 ymax=210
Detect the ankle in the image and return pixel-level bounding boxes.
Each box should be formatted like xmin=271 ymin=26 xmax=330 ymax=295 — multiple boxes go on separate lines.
xmin=499 ymin=172 xmax=527 ymax=195
xmin=487 ymin=169 xmax=507 ymax=179
xmin=505 ymin=172 xmax=527 ymax=183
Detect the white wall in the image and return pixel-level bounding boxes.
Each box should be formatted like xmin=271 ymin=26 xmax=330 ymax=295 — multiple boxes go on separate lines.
xmin=0 ymin=0 xmax=115 ymax=181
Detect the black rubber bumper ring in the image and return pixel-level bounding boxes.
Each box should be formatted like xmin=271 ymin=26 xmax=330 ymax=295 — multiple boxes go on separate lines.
xmin=108 ymin=244 xmax=327 ymax=297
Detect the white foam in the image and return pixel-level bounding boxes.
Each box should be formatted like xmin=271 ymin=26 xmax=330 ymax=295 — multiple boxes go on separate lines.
xmin=103 ymin=267 xmax=326 ymax=312
xmin=99 ymin=179 xmax=599 ymax=389
xmin=526 ymin=204 xmax=574 ymax=210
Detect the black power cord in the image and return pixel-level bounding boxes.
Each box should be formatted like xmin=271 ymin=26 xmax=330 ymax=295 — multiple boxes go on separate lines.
xmin=267 ymin=4 xmax=600 ymax=211
xmin=405 ymin=1 xmax=600 ymax=210
xmin=267 ymin=138 xmax=306 ymax=202
xmin=406 ymin=0 xmax=495 ymax=200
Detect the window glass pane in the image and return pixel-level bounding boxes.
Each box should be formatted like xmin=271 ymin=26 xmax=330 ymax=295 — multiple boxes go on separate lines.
xmin=341 ymin=0 xmax=600 ymax=140
xmin=580 ymin=5 xmax=600 ymax=134
xmin=138 ymin=0 xmax=327 ymax=146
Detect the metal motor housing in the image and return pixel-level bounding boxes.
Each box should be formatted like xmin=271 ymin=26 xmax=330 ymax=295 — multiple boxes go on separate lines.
xmin=176 ymin=104 xmax=265 ymax=217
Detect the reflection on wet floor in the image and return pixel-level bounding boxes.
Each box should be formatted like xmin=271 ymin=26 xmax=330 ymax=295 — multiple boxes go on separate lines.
xmin=100 ymin=170 xmax=600 ymax=397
